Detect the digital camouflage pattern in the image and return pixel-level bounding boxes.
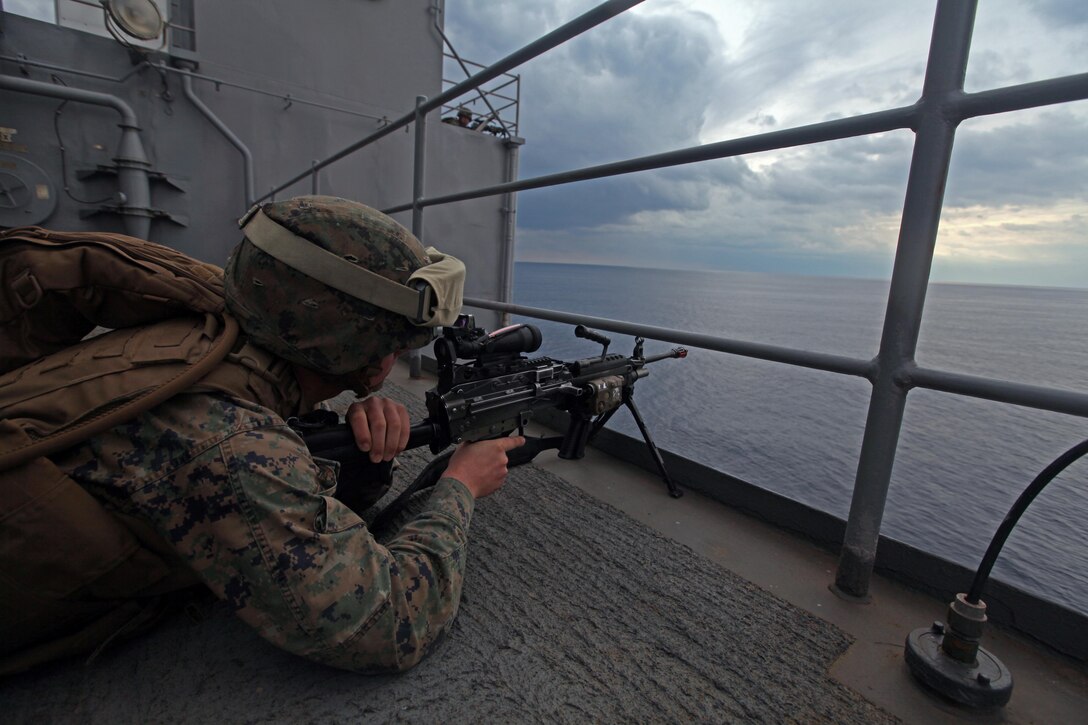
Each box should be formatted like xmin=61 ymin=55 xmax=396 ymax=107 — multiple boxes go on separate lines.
xmin=224 ymin=196 xmax=436 ymax=377
xmin=4 ymin=197 xmax=473 ymax=672
xmin=53 ymin=386 xmax=475 ymax=673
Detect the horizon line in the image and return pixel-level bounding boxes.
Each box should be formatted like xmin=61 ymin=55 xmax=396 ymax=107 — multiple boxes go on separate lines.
xmin=512 ymin=259 xmax=1088 ymax=293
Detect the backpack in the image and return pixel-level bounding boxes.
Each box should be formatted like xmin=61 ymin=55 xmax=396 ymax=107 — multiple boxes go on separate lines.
xmin=0 ymin=226 xmax=244 ymax=674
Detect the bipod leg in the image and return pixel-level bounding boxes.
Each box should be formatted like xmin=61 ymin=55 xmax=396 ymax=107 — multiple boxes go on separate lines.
xmin=586 ymin=407 xmax=619 ymax=443
xmin=624 ymin=396 xmax=683 ymax=498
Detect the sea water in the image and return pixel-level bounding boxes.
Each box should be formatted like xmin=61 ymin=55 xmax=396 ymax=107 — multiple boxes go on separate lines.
xmin=512 ymin=262 xmax=1088 ymax=615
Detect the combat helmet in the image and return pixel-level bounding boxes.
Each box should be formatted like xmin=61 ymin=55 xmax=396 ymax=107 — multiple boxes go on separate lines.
xmin=224 ymin=195 xmax=464 ymax=379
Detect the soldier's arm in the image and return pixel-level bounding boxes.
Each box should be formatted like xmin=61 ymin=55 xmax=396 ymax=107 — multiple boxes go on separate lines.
xmin=137 ymin=425 xmax=476 ymax=673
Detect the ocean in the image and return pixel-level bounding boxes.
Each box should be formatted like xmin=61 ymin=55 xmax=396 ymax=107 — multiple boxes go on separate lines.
xmin=511 ymin=262 xmax=1088 ymax=615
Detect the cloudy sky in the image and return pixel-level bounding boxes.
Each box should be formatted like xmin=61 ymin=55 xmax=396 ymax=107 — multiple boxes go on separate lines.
xmin=443 ymin=0 xmax=1087 ymax=288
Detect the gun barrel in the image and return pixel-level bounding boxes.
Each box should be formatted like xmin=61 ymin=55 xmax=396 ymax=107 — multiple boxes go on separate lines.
xmin=643 ymin=347 xmax=688 ymax=364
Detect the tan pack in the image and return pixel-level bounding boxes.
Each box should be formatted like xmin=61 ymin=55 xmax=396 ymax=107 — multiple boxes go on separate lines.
xmin=0 ymin=227 xmax=264 ymax=674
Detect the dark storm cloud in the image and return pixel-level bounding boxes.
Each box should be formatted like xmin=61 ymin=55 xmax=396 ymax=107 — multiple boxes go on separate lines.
xmin=445 ymin=0 xmax=739 ymax=229
xmin=752 ymin=133 xmax=914 ymax=212
xmin=445 ymin=1 xmax=1086 ymax=286
xmin=518 ymin=157 xmax=752 ymax=230
xmin=947 ymin=110 xmax=1088 ymax=207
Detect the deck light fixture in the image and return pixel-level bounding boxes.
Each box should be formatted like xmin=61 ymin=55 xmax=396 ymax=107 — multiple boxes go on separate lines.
xmin=103 ymin=0 xmax=164 ymax=42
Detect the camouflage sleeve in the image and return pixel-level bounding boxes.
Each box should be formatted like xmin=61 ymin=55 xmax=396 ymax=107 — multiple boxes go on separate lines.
xmin=132 ymin=426 xmax=476 ymax=674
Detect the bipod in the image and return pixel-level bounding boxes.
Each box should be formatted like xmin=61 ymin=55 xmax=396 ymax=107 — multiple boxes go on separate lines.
xmin=588 ymin=388 xmax=683 ymax=498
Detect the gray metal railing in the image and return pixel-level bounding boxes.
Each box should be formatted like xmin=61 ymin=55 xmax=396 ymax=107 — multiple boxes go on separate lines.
xmin=258 ymin=0 xmax=640 ymax=202
xmin=267 ymin=0 xmax=1088 ymax=600
xmin=439 ymin=53 xmax=520 ymax=137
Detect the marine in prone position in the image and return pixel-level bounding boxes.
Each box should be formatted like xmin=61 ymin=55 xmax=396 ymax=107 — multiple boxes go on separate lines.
xmin=0 ymin=196 xmax=522 ymax=675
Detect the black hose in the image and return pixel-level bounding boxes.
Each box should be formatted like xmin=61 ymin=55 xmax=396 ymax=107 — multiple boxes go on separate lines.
xmin=967 ymin=437 xmax=1088 ymax=604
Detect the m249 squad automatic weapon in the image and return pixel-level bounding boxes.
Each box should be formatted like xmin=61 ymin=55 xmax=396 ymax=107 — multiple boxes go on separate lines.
xmin=291 ymin=314 xmax=686 ymax=526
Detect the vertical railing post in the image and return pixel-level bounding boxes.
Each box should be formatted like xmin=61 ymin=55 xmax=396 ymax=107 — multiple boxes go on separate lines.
xmin=499 ymin=135 xmax=525 ymax=326
xmin=834 ymin=0 xmax=978 ymax=599
xmin=409 ymin=94 xmax=428 ymax=378
xmin=311 ymin=160 xmax=318 ymax=195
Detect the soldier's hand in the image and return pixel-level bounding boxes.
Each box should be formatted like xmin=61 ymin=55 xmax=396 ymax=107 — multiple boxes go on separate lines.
xmin=346 ymin=397 xmax=410 ymax=463
xmin=444 ymin=436 xmax=526 ymax=499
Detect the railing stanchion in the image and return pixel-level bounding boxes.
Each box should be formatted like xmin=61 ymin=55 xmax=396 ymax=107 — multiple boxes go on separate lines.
xmin=834 ymin=0 xmax=978 ymax=600
xmin=409 ymin=95 xmax=428 ymax=379
xmin=499 ymin=136 xmax=525 ymax=326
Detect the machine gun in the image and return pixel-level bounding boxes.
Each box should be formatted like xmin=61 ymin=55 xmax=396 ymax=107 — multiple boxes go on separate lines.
xmin=293 ymin=314 xmax=686 ymax=527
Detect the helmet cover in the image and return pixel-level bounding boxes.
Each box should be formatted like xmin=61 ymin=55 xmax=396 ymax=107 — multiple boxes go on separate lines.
xmin=224 ymin=195 xmax=436 ymax=376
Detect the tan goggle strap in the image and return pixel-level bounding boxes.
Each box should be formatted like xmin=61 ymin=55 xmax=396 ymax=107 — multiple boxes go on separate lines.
xmin=240 ymin=209 xmax=464 ymax=326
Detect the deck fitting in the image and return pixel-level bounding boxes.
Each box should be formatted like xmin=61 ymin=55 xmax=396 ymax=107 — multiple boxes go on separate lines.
xmin=904 ymin=594 xmax=1013 ymax=708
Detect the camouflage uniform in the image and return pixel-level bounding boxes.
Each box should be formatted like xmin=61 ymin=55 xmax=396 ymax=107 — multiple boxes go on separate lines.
xmin=51 ymin=385 xmax=473 ymax=673
xmin=46 ymin=196 xmax=471 ymax=673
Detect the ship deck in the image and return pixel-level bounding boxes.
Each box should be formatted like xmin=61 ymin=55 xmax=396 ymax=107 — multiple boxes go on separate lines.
xmin=2 ymin=360 xmax=1085 ymax=723
xmin=387 ymin=363 xmax=1088 ymax=724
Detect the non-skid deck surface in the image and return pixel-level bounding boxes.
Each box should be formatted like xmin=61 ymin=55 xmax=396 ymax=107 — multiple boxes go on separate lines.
xmin=1 ymin=384 xmax=897 ymax=723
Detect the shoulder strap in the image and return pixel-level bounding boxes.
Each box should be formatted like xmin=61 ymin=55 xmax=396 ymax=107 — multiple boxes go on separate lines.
xmin=0 ymin=313 xmax=239 ymax=472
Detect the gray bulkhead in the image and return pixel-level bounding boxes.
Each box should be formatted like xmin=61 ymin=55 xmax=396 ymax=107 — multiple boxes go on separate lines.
xmin=0 ymin=0 xmax=510 ymax=328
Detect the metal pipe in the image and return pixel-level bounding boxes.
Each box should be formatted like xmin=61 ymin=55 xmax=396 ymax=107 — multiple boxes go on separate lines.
xmin=381 ymin=104 xmax=918 ymax=214
xmin=0 ymin=72 xmax=152 ymax=237
xmin=903 ymin=365 xmax=1088 ymax=418
xmin=262 ymin=0 xmax=645 ymax=201
xmin=834 ymin=0 xmax=978 ymax=600
xmin=0 ymin=73 xmax=139 ymax=125
xmin=952 ymin=72 xmax=1088 ymax=121
xmin=464 ymin=297 xmax=875 ymax=379
xmin=411 ymin=95 xmax=428 ymax=242
xmin=156 ymin=63 xmax=387 ymax=121
xmin=498 ymin=137 xmax=525 ymax=326
xmin=464 ymin=295 xmax=1087 ymax=418
xmin=409 ymin=95 xmax=428 ymax=379
xmin=0 ymin=54 xmax=390 ymax=121
xmin=181 ymin=70 xmax=255 ymax=208
xmin=0 ymin=53 xmax=142 ymax=83
xmin=402 ymin=70 xmax=1087 ymax=213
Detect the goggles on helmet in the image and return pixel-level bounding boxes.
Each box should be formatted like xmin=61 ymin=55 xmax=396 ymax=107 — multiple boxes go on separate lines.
xmin=239 ymin=206 xmax=465 ymax=327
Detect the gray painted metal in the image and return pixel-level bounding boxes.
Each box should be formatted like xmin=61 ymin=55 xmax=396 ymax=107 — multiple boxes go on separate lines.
xmin=432 ymin=10 xmax=510 ymax=137
xmin=410 ymin=95 xmax=428 ymax=379
xmin=180 ymin=70 xmax=254 ymax=208
xmin=835 ymin=0 xmax=977 ymax=599
xmin=383 ymin=105 xmax=917 ymax=214
xmin=264 ymin=0 xmax=644 ymax=201
xmin=904 ymin=365 xmax=1088 ymax=418
xmin=0 ymin=71 xmax=152 ymax=238
xmin=383 ymin=62 xmax=1088 ymax=215
xmin=412 ymin=95 xmax=428 ymax=241
xmin=2 ymin=4 xmax=512 ymax=322
xmin=156 ymin=63 xmax=388 ymax=121
xmin=0 ymin=52 xmax=146 ymax=83
xmin=499 ymin=137 xmax=525 ymax=325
